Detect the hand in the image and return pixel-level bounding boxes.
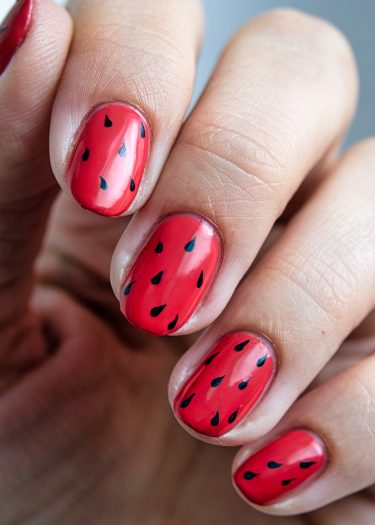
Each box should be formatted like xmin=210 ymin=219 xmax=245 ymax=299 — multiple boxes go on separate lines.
xmin=0 ymin=1 xmax=374 ymax=524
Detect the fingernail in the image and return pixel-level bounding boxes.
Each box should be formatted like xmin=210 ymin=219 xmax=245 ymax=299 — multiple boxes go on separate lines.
xmin=174 ymin=331 xmax=276 ymax=437
xmin=233 ymin=429 xmax=327 ymax=505
xmin=0 ymin=0 xmax=33 ymax=75
xmin=67 ymin=103 xmax=150 ymax=217
xmin=121 ymin=213 xmax=222 ymax=335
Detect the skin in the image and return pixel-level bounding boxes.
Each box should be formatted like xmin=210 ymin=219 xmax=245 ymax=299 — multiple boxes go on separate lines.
xmin=0 ymin=0 xmax=375 ymax=523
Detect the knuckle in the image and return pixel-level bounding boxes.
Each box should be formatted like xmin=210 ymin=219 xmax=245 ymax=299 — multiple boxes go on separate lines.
xmin=179 ymin=117 xmax=289 ymax=213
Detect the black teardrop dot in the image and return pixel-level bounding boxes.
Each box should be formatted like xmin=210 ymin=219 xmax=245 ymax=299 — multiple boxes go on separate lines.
xmin=124 ymin=281 xmax=135 ymax=296
xmin=130 ymin=178 xmax=136 ymax=192
xmin=0 ymin=27 xmax=8 ymax=34
xmin=104 ymin=115 xmax=113 ymax=127
xmin=140 ymin=122 xmax=146 ymax=138
xmin=197 ymin=271 xmax=204 ymax=288
xmin=150 ymin=304 xmax=166 ymax=317
xmin=228 ymin=410 xmax=238 ymax=424
xmin=210 ymin=411 xmax=220 ymax=426
xmin=268 ymin=461 xmax=283 ymax=469
xmin=82 ymin=147 xmax=90 ymax=161
xmin=234 ymin=339 xmax=250 ymax=351
xmin=243 ymin=471 xmax=259 ymax=480
xmin=281 ymin=478 xmax=296 ymax=486
xmin=257 ymin=354 xmax=267 ymax=367
xmin=184 ymin=237 xmax=196 ymax=252
xmin=238 ymin=378 xmax=250 ymax=390
xmin=100 ymin=176 xmax=108 ymax=190
xmin=204 ymin=352 xmax=219 ymax=365
xmin=211 ymin=376 xmax=225 ymax=388
xmin=119 ymin=143 xmax=126 ymax=157
xmin=151 ymin=271 xmax=163 ymax=285
xmin=168 ymin=314 xmax=179 ymax=331
xmin=155 ymin=241 xmax=163 ymax=254
xmin=300 ymin=461 xmax=316 ymax=469
xmin=180 ymin=393 xmax=195 ymax=408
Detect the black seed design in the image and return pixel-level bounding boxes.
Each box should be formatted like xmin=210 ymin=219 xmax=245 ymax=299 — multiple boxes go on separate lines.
xmin=228 ymin=410 xmax=238 ymax=424
xmin=268 ymin=461 xmax=283 ymax=469
xmin=140 ymin=122 xmax=146 ymax=138
xmin=211 ymin=376 xmax=225 ymax=388
xmin=100 ymin=176 xmax=108 ymax=190
xmin=124 ymin=281 xmax=135 ymax=296
xmin=184 ymin=237 xmax=196 ymax=252
xmin=150 ymin=304 xmax=166 ymax=317
xmin=243 ymin=471 xmax=259 ymax=480
xmin=197 ymin=271 xmax=204 ymax=288
xmin=82 ymin=147 xmax=90 ymax=161
xmin=204 ymin=352 xmax=219 ymax=365
xmin=130 ymin=178 xmax=136 ymax=192
xmin=238 ymin=379 xmax=250 ymax=390
xmin=281 ymin=478 xmax=296 ymax=486
xmin=168 ymin=314 xmax=179 ymax=331
xmin=151 ymin=271 xmax=163 ymax=285
xmin=119 ymin=143 xmax=126 ymax=157
xmin=210 ymin=411 xmax=220 ymax=426
xmin=180 ymin=393 xmax=195 ymax=408
xmin=300 ymin=461 xmax=316 ymax=469
xmin=155 ymin=241 xmax=163 ymax=254
xmin=104 ymin=115 xmax=113 ymax=127
xmin=257 ymin=354 xmax=267 ymax=367
xmin=234 ymin=339 xmax=250 ymax=351
xmin=0 ymin=27 xmax=8 ymax=34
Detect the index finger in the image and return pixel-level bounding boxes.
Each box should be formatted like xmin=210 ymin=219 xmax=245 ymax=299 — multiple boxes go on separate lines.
xmin=50 ymin=0 xmax=203 ymax=216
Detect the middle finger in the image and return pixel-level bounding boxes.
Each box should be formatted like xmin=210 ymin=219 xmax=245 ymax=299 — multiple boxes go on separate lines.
xmin=112 ymin=8 xmax=357 ymax=336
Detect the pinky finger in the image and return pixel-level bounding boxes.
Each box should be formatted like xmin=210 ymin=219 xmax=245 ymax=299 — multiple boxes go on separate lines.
xmin=232 ymin=351 xmax=375 ymax=515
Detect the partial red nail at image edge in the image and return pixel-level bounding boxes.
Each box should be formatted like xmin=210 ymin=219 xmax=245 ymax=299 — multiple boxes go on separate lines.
xmin=121 ymin=213 xmax=222 ymax=335
xmin=0 ymin=0 xmax=33 ymax=75
xmin=67 ymin=103 xmax=151 ymax=217
xmin=175 ymin=331 xmax=277 ymax=437
xmin=233 ymin=429 xmax=327 ymax=505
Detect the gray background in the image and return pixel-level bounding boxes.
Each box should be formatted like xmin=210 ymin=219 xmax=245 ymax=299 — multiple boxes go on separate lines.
xmin=2 ymin=0 xmax=373 ymax=146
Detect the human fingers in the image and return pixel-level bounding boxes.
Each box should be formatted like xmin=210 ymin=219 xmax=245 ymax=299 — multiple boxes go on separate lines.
xmin=0 ymin=0 xmax=72 ymax=365
xmin=50 ymin=0 xmax=203 ymax=217
xmin=170 ymin=138 xmax=375 ymax=442
xmin=111 ymin=9 xmax=357 ymax=336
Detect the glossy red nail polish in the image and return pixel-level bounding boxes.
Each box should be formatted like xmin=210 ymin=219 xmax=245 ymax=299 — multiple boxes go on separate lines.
xmin=67 ymin=103 xmax=150 ymax=217
xmin=234 ymin=429 xmax=327 ymax=505
xmin=0 ymin=0 xmax=33 ymax=75
xmin=121 ymin=213 xmax=222 ymax=335
xmin=174 ymin=332 xmax=276 ymax=437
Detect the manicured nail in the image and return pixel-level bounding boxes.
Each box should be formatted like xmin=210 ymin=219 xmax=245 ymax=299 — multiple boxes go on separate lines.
xmin=174 ymin=332 xmax=276 ymax=437
xmin=121 ymin=213 xmax=222 ymax=335
xmin=0 ymin=0 xmax=33 ymax=75
xmin=67 ymin=103 xmax=150 ymax=216
xmin=234 ymin=429 xmax=327 ymax=505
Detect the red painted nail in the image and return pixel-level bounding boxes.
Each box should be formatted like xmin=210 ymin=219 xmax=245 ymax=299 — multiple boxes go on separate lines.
xmin=121 ymin=213 xmax=222 ymax=335
xmin=67 ymin=103 xmax=150 ymax=217
xmin=0 ymin=0 xmax=33 ymax=75
xmin=174 ymin=332 xmax=276 ymax=437
xmin=234 ymin=429 xmax=327 ymax=505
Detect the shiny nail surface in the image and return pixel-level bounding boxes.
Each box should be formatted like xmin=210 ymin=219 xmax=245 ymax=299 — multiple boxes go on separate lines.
xmin=0 ymin=0 xmax=33 ymax=75
xmin=67 ymin=103 xmax=150 ymax=216
xmin=175 ymin=332 xmax=276 ymax=437
xmin=121 ymin=213 xmax=222 ymax=335
xmin=234 ymin=429 xmax=327 ymax=505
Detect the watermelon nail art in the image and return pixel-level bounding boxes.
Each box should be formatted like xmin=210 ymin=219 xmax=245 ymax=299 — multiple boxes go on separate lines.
xmin=0 ymin=0 xmax=33 ymax=75
xmin=234 ymin=429 xmax=327 ymax=505
xmin=120 ymin=213 xmax=222 ymax=335
xmin=174 ymin=332 xmax=276 ymax=437
xmin=67 ymin=103 xmax=150 ymax=216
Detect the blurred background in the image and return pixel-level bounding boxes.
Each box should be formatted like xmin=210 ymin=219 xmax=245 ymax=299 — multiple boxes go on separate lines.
xmin=1 ymin=0 xmax=374 ymax=146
